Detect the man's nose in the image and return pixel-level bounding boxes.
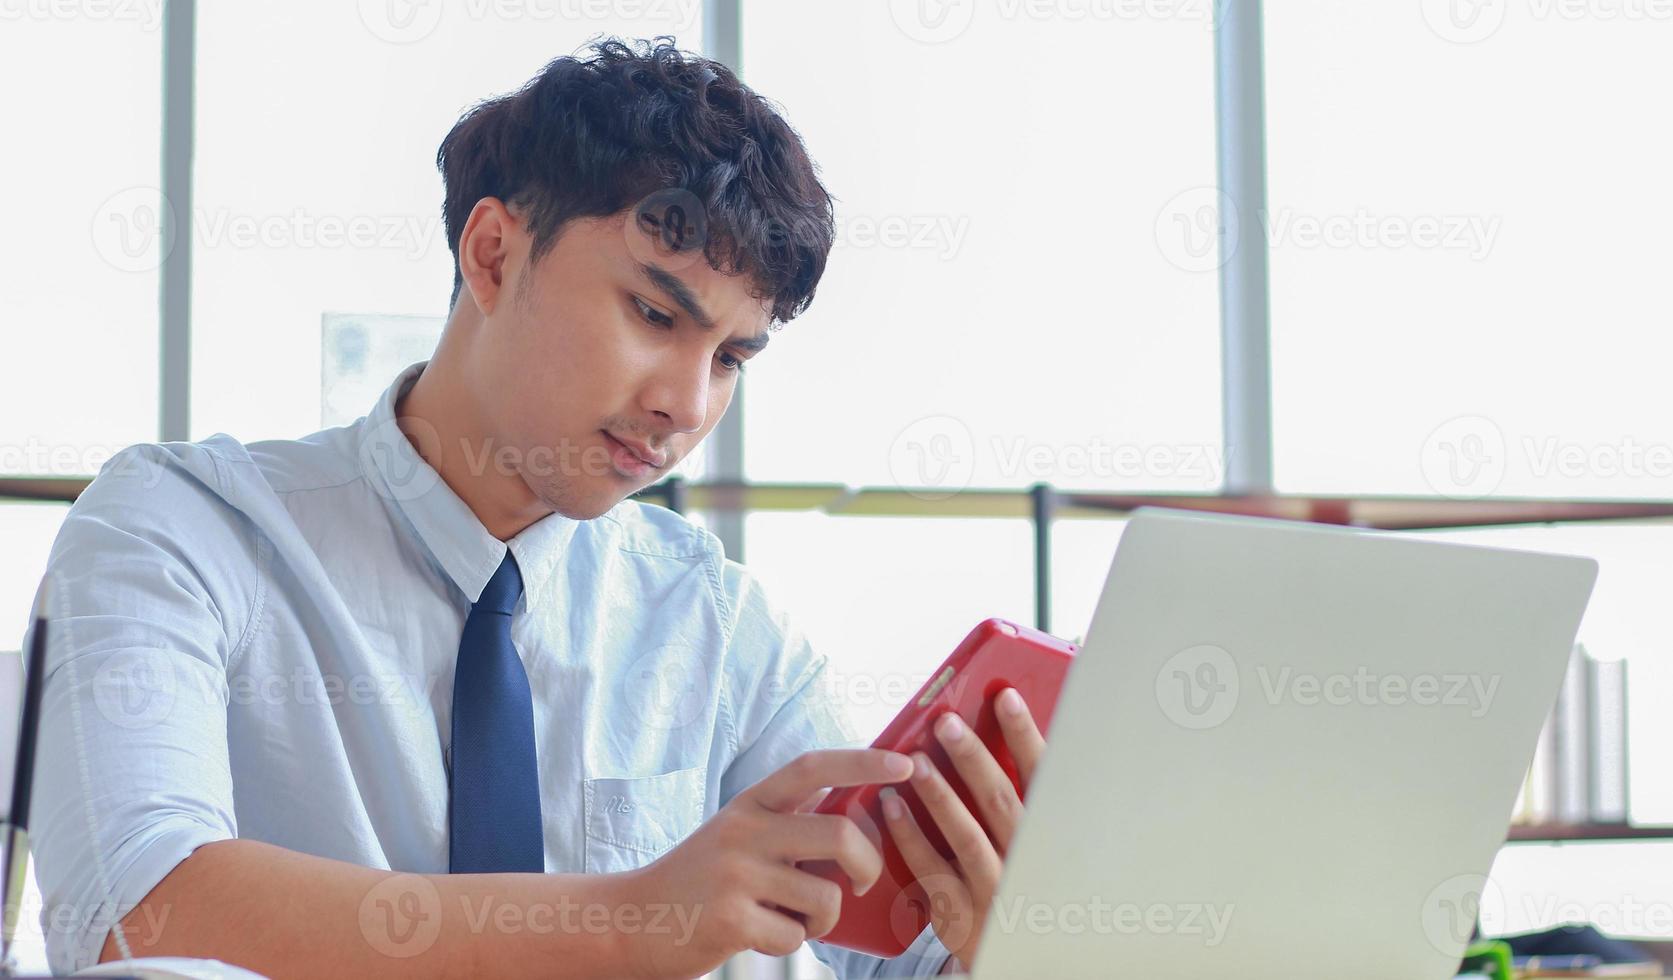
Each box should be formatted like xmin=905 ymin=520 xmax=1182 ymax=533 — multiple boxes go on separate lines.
xmin=646 ymin=355 xmax=710 ymax=434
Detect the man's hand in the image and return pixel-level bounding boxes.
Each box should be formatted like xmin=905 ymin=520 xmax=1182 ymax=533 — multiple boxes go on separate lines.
xmin=619 ymin=748 xmax=914 ymax=979
xmin=881 ymin=686 xmax=1047 ymax=973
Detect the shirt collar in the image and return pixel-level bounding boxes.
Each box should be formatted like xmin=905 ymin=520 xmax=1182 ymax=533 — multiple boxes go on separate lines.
xmin=356 ymin=359 xmax=581 ymax=610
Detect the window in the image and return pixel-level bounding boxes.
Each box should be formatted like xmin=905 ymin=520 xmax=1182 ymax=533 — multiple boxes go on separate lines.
xmin=744 ymin=513 xmax=1035 ymax=739
xmin=1262 ymin=4 xmax=1673 ymax=919
xmin=0 ymin=13 xmax=161 ymax=475
xmin=0 ymin=504 xmax=69 ymax=653
xmin=1426 ymin=521 xmax=1673 ymax=938
xmin=7 ymin=6 xmax=1672 ymax=968
xmin=1050 ymin=517 xmax=1129 ymax=643
xmin=740 ymin=1 xmax=1223 ymax=493
xmin=1424 ymin=522 xmax=1673 ymax=825
xmin=189 ymin=1 xmax=704 ymax=443
xmin=1266 ymin=4 xmax=1673 ymax=498
xmin=1488 ymin=841 xmax=1673 ymax=937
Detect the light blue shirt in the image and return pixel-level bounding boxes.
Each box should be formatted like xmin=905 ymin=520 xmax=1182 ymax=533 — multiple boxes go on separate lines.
xmin=28 ymin=360 xmax=952 ymax=977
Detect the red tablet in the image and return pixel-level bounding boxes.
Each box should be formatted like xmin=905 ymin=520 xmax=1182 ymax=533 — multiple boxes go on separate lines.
xmin=801 ymin=618 xmax=1077 ymax=956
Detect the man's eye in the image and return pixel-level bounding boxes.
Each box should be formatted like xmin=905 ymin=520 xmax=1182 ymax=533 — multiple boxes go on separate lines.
xmin=717 ymin=350 xmax=746 ymax=374
xmin=633 ymin=295 xmax=674 ymax=327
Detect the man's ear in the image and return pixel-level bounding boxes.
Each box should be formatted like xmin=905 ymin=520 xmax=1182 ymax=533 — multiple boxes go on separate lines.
xmin=457 ymin=197 xmax=522 ymax=317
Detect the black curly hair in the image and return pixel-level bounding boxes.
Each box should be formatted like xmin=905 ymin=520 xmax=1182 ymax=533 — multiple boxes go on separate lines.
xmin=436 ymin=36 xmax=836 ymax=326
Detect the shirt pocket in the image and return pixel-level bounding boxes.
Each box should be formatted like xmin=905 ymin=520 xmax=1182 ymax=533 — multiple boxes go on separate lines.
xmin=582 ymin=764 xmax=707 ymax=874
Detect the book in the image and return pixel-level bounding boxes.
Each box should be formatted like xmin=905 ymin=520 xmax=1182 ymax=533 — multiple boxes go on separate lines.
xmin=1586 ymin=655 xmax=1630 ymax=824
xmin=1553 ymin=644 xmax=1591 ymax=825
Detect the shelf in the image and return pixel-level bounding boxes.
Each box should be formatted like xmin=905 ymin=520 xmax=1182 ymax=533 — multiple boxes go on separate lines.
xmin=0 ymin=476 xmax=88 ymax=503
xmin=1506 ymin=823 xmax=1673 ymax=843
xmin=635 ymin=482 xmax=1673 ymax=530
xmin=8 ymin=474 xmax=1673 ymax=529
xmin=9 ymin=468 xmax=1673 ymax=849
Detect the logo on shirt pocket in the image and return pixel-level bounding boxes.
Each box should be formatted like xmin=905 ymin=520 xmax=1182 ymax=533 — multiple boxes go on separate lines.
xmin=582 ymin=765 xmax=707 ymax=874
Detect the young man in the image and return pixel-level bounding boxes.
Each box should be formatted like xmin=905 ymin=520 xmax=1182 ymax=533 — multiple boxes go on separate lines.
xmin=30 ymin=39 xmax=1046 ymax=978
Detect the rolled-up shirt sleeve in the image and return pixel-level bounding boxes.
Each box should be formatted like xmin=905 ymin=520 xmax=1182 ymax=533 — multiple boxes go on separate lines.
xmin=27 ymin=445 xmax=253 ymax=974
xmin=715 ymin=560 xmax=957 ymax=979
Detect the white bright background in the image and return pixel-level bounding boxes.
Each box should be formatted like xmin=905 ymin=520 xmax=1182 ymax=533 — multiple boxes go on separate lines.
xmin=739 ymin=0 xmax=1223 ymax=492
xmin=1260 ymin=1 xmax=1673 ymax=943
xmin=1266 ymin=3 xmax=1673 ymax=499
xmin=2 ymin=1 xmax=1671 ymax=973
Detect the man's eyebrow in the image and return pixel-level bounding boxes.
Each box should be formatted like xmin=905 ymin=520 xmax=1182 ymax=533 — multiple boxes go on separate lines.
xmin=732 ymin=330 xmax=771 ymax=355
xmin=638 ymin=262 xmax=717 ymax=330
xmin=637 ymin=262 xmax=771 ymax=355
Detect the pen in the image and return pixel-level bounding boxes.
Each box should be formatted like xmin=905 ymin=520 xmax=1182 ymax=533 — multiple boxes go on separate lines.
xmin=2 ymin=582 xmax=49 ymax=971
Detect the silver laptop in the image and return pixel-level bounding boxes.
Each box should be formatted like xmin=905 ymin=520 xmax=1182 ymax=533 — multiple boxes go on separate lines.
xmin=957 ymin=508 xmax=1596 ymax=980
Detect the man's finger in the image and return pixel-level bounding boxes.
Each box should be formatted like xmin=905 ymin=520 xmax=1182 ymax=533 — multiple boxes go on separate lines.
xmin=931 ymin=711 xmax=1023 ymax=849
xmin=995 ymin=687 xmax=1047 ymax=788
xmin=769 ymin=812 xmax=887 ymax=896
xmin=907 ymin=752 xmax=1002 ymax=891
xmin=879 ymin=786 xmax=958 ymax=885
xmin=754 ymin=863 xmax=845 ymax=939
xmin=791 ymin=785 xmax=831 ymax=814
xmin=742 ymin=902 xmax=808 ymax=959
xmin=749 ymin=748 xmax=914 ymax=813
xmin=881 ymin=787 xmax=985 ymax=955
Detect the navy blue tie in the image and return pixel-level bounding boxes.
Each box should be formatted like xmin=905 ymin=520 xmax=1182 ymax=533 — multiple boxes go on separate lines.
xmin=449 ymin=552 xmax=544 ymax=873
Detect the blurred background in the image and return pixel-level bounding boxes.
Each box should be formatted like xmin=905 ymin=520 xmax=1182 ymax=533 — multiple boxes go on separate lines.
xmin=2 ymin=1 xmax=1671 ymax=976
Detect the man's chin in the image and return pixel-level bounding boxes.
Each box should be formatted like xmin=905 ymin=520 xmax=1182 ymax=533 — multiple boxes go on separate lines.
xmin=546 ymin=497 xmax=616 ymax=522
xmin=534 ymin=480 xmax=639 ymax=522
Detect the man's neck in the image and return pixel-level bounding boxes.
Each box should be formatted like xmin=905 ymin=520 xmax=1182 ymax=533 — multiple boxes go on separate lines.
xmin=395 ymin=362 xmax=550 ymax=542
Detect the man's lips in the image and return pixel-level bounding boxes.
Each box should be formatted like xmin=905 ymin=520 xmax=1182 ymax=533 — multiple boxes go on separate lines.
xmin=603 ymin=431 xmax=666 ymax=470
